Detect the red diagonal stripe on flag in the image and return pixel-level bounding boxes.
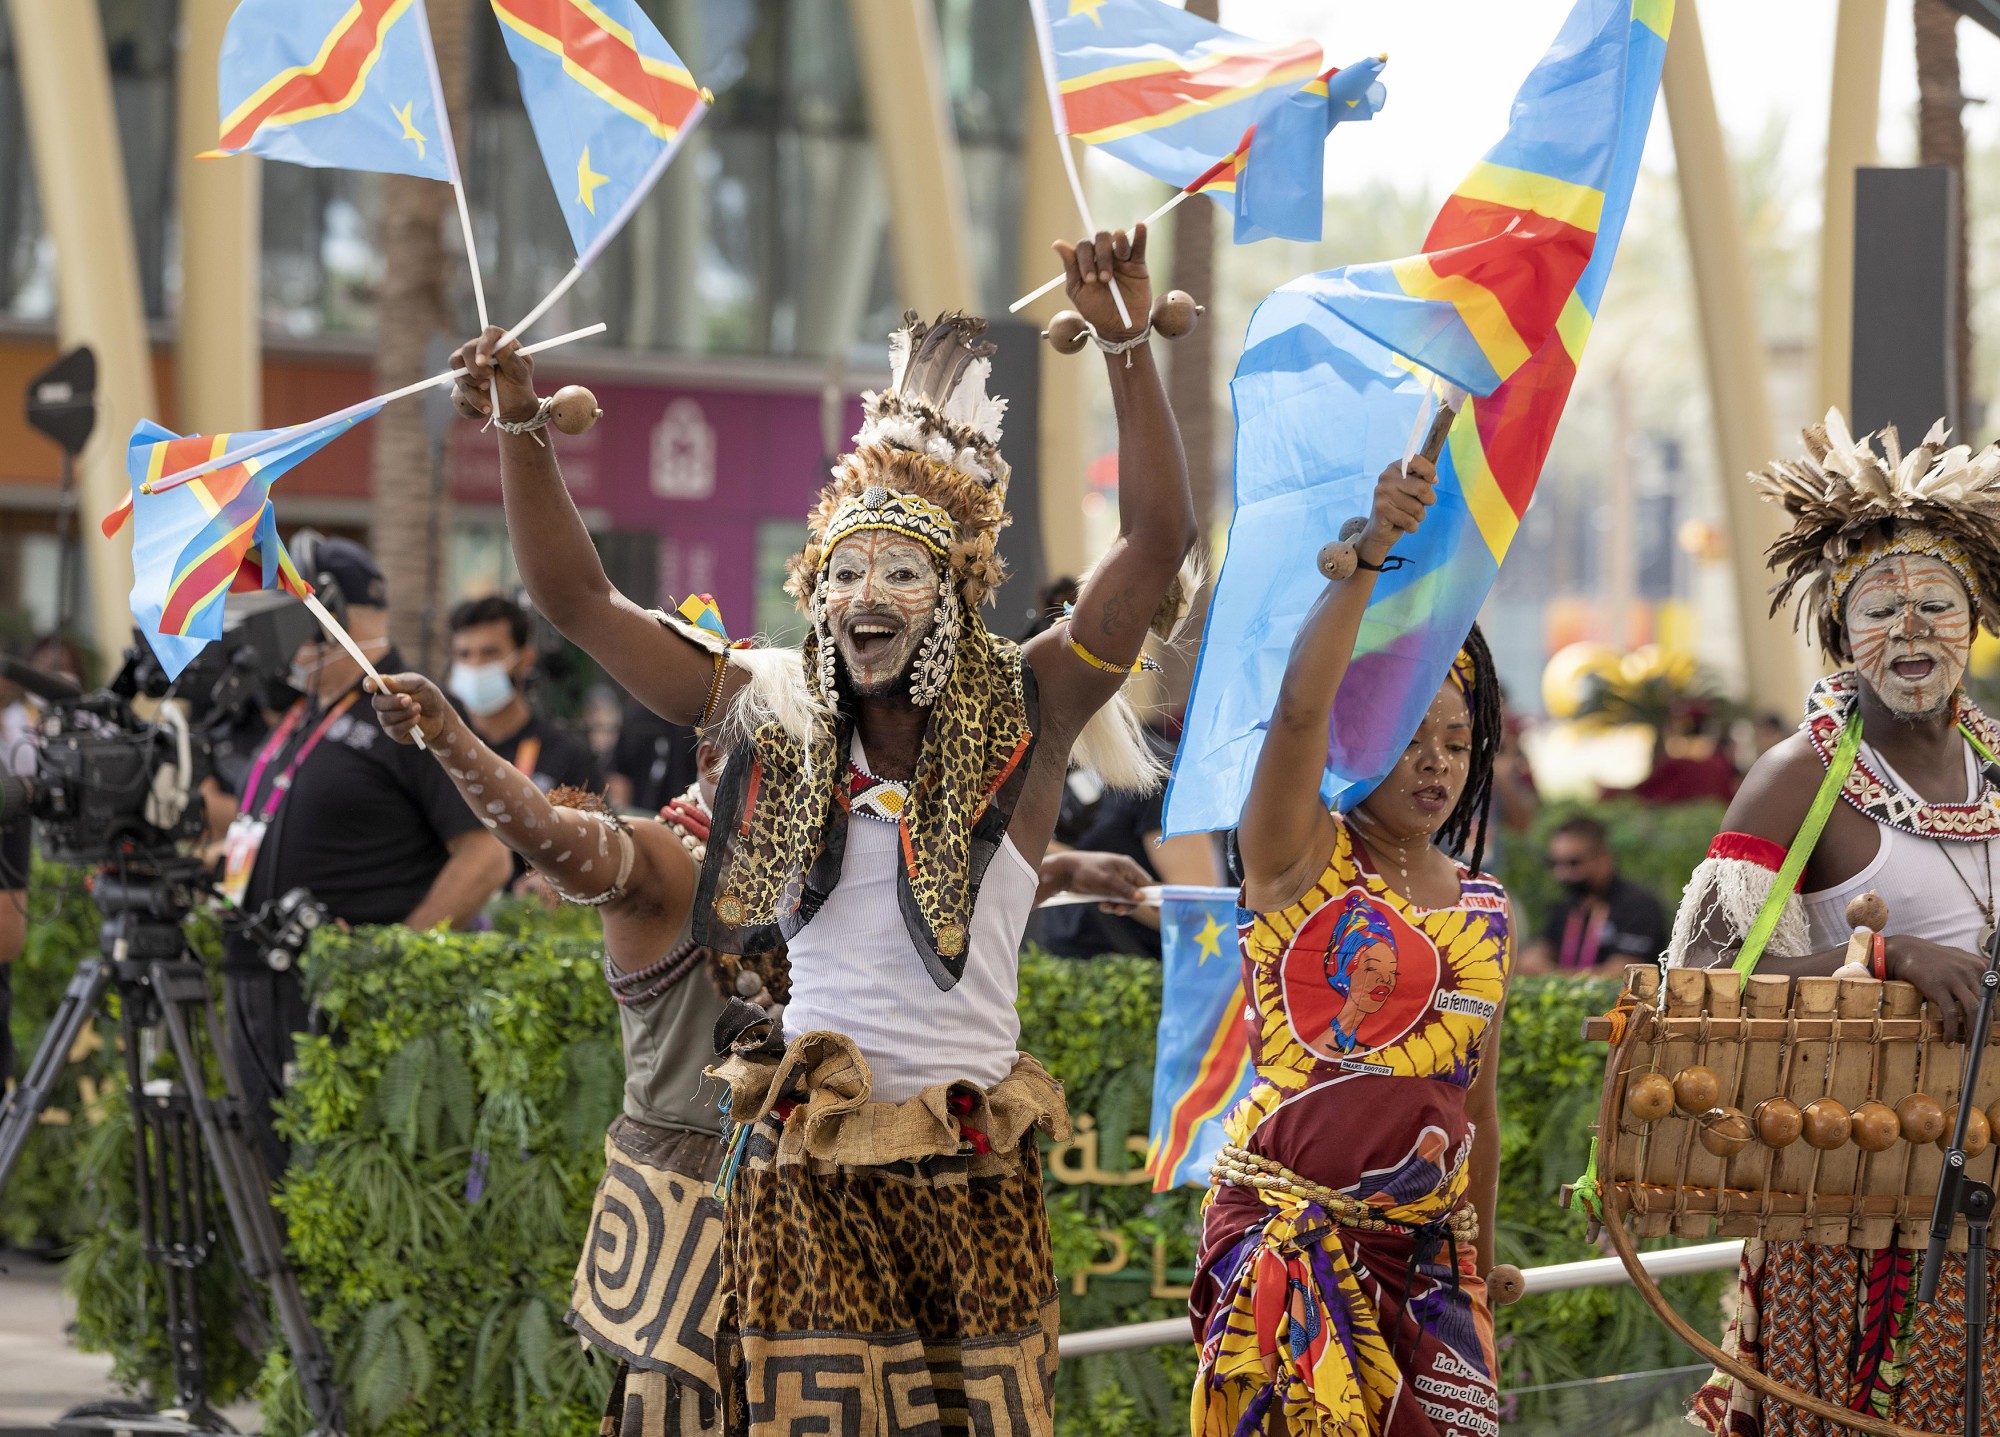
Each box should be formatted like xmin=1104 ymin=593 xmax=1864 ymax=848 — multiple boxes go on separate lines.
xmin=217 ymin=0 xmax=409 ymax=151
xmin=1424 ymin=196 xmax=1595 ymax=367
xmin=1060 ymin=43 xmax=1318 ymax=141
xmin=493 ymin=0 xmax=704 ymax=131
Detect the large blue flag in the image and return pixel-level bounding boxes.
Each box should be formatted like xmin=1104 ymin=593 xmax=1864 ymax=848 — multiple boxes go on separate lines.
xmin=1164 ymin=0 xmax=1671 ymax=837
xmin=1144 ymin=886 xmax=1254 ymax=1192
xmin=490 ymin=0 xmax=712 ymax=267
xmin=209 ymin=0 xmax=456 ymax=182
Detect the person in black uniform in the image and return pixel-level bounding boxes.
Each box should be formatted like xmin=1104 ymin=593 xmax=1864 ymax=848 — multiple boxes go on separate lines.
xmin=446 ymin=595 xmax=601 ymax=889
xmin=0 ymin=813 xmax=26 ymax=1092
xmin=220 ymin=539 xmax=511 ymax=1172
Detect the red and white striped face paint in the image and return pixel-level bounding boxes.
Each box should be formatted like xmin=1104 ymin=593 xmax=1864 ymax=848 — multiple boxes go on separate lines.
xmin=1845 ymin=554 xmax=1973 ymax=718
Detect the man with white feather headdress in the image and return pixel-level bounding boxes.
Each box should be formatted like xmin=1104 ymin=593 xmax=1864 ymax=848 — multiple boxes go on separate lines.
xmin=446 ymin=225 xmax=1193 ymax=1434
xmin=1671 ymin=412 xmax=2000 ymax=1435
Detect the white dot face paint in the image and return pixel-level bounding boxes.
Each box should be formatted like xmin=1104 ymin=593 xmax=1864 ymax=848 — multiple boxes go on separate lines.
xmin=1846 ymin=554 xmax=1973 ymax=718
xmin=823 ymin=531 xmax=941 ymax=698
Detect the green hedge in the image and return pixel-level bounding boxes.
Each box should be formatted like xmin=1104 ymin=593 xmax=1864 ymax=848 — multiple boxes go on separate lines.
xmin=11 ymin=885 xmax=1726 ymax=1434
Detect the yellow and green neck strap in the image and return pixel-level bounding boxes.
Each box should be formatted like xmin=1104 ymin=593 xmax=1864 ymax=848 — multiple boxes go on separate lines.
xmin=1733 ymin=712 xmax=2000 ymax=976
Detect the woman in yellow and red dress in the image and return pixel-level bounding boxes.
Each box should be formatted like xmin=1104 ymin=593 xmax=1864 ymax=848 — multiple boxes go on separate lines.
xmin=1191 ymin=454 xmax=1514 ymax=1436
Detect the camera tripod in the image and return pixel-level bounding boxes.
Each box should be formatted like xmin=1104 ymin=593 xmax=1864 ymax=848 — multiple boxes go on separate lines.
xmin=0 ymin=856 xmax=342 ymax=1435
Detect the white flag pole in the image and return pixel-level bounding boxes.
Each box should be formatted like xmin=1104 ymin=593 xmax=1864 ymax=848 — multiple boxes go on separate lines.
xmin=1027 ymin=4 xmax=1136 ymax=330
xmin=145 ymin=322 xmax=607 ymax=495
xmin=1009 ymin=187 xmax=1191 ymax=315
xmin=302 ymin=592 xmax=425 ymax=751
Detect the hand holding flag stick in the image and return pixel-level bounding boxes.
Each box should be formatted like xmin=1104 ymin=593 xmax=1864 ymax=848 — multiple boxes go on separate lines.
xmin=301 ymin=592 xmax=425 ymax=751
xmin=143 ymin=323 xmax=606 ymax=497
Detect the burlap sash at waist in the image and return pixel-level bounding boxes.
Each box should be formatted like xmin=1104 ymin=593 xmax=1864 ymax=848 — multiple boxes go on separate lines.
xmin=706 ymin=1030 xmax=1071 ymax=1169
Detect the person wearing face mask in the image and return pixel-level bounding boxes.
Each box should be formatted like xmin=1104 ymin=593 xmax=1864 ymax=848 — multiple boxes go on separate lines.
xmin=447 ymin=227 xmax=1195 ymax=1433
xmin=1671 ymin=413 xmax=2000 ymax=1437
xmin=1516 ymin=814 xmax=1666 ymax=976
xmin=1190 ymin=458 xmax=1514 ymax=1437
xmin=446 ymin=594 xmax=603 ymax=889
xmin=220 ymin=538 xmax=511 ymax=1174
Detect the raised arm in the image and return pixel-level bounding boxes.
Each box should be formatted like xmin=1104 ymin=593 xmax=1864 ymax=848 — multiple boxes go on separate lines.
xmin=1025 ymin=226 xmax=1197 ymax=736
xmin=1238 ymin=459 xmax=1435 ymax=910
xmin=369 ymin=672 xmax=696 ymax=971
xmin=448 ymin=331 xmax=737 ymax=725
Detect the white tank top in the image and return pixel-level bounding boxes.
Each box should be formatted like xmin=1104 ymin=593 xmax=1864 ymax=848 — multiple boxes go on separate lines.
xmin=780 ymin=748 xmax=1035 ymax=1103
xmin=1803 ymin=740 xmax=2000 ymax=953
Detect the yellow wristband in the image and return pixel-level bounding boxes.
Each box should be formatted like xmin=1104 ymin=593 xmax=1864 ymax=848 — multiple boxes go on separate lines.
xmin=1065 ymin=623 xmax=1141 ymax=676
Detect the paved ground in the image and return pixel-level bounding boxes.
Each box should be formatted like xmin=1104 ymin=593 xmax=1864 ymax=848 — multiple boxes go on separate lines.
xmin=0 ymin=1256 xmax=256 ymax=1434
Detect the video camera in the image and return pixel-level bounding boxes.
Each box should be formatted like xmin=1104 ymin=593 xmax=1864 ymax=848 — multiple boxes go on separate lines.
xmin=0 ymin=591 xmax=317 ymax=867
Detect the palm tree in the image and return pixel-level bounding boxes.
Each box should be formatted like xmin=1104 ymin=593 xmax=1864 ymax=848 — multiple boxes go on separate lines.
xmin=369 ymin=0 xmax=470 ymax=669
xmin=1163 ymin=0 xmax=1220 ymax=705
xmin=1915 ymin=0 xmax=1971 ymax=427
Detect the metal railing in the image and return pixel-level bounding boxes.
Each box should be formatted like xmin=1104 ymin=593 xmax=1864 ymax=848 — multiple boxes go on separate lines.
xmin=1056 ymin=1239 xmax=1743 ymax=1357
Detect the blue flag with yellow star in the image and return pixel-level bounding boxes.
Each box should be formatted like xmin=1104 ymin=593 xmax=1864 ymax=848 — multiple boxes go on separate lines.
xmin=1144 ymin=886 xmax=1255 ymax=1191
xmin=208 ymin=0 xmax=456 ymax=182
xmin=491 ymin=0 xmax=712 ymax=268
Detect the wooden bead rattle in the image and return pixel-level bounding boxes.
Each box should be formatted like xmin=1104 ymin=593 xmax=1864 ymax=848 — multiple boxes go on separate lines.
xmin=1150 ymin=290 xmax=1203 ymax=338
xmin=1314 ymin=402 xmax=1461 ymax=582
xmin=1042 ymin=311 xmax=1091 ymax=355
xmin=1486 ymin=1264 xmax=1526 ymax=1306
xmin=549 ymin=385 xmax=601 ymax=435
xmin=1834 ymin=890 xmax=1889 ymax=979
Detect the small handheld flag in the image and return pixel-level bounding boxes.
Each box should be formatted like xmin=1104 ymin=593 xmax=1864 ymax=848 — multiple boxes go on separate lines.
xmin=675 ymin=593 xmax=729 ymax=643
xmin=208 ymin=0 xmax=456 ymax=182
xmin=490 ymin=0 xmax=712 ymax=270
xmin=124 ymin=414 xmax=376 ymax=678
xmin=1166 ymin=0 xmax=1672 ymax=837
xmin=1145 ymin=886 xmax=1253 ymax=1192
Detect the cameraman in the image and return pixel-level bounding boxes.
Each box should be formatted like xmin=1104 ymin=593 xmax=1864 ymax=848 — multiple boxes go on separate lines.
xmin=223 ymin=540 xmax=510 ymax=1171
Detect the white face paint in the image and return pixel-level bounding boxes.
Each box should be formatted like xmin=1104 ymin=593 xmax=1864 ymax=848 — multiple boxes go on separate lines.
xmin=1845 ymin=553 xmax=1974 ymax=718
xmin=822 ymin=532 xmax=941 ymax=699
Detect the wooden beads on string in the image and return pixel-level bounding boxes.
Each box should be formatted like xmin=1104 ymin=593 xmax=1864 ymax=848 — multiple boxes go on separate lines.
xmin=1041 ymin=291 xmax=1203 ymax=355
xmin=549 ymin=385 xmax=601 ymax=435
xmin=1697 ymin=1106 xmax=1753 ymax=1158
xmin=1043 ymin=311 xmax=1091 ymax=355
xmin=1752 ymin=1097 xmax=1804 ymax=1148
xmin=1317 ymin=517 xmax=1371 ymax=583
xmin=1151 ymin=289 xmax=1203 ymax=338
xmin=1673 ymin=1065 xmax=1721 ymax=1116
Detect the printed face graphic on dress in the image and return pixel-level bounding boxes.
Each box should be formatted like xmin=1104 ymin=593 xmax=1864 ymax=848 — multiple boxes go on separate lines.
xmin=824 ymin=532 xmax=941 ymax=698
xmin=1847 ymin=554 xmax=1973 ymax=718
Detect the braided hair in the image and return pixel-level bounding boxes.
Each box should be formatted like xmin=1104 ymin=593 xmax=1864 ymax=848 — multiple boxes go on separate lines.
xmin=1435 ymin=622 xmax=1503 ymax=876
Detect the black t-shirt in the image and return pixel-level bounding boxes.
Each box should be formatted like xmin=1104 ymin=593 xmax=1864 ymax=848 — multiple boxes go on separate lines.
xmin=611 ymin=703 xmax=700 ymax=812
xmin=223 ymin=657 xmax=484 ymax=973
xmin=1539 ymin=873 xmax=1668 ymax=971
xmin=0 ymin=814 xmax=26 ymax=1081
xmin=485 ymin=711 xmax=603 ymax=882
xmin=1034 ymin=774 xmax=1168 ymax=961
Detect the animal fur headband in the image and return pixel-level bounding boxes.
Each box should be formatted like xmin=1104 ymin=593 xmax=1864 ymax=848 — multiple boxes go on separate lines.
xmin=1754 ymin=408 xmax=2000 ymax=654
xmin=786 ymin=310 xmax=1013 ymax=613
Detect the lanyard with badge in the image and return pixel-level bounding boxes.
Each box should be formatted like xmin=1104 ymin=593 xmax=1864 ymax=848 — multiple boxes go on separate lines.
xmin=219 ymin=692 xmax=360 ymax=907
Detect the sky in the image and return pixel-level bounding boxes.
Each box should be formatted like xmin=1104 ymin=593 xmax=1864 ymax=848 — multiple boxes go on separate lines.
xmin=1175 ymin=0 xmax=2000 ymax=200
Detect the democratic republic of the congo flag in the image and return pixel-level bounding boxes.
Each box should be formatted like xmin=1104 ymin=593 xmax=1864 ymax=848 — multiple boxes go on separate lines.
xmin=1145 ymin=886 xmax=1253 ymax=1192
xmin=1035 ymin=0 xmax=1321 ymax=188
xmin=123 ymin=416 xmax=374 ymax=678
xmin=1165 ymin=0 xmax=1671 ymax=836
xmin=490 ymin=0 xmax=712 ymax=268
xmin=208 ymin=0 xmax=456 ymax=182
xmin=1183 ymin=59 xmax=1388 ymax=243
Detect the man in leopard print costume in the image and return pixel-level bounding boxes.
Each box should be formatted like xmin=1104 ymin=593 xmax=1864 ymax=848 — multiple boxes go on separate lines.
xmin=448 ymin=226 xmax=1194 ymax=1435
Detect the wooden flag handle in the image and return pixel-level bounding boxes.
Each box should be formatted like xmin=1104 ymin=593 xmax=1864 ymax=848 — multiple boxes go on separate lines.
xmin=302 ymin=592 xmax=424 ymax=752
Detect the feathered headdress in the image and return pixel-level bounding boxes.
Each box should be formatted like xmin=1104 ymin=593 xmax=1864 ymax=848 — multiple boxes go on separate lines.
xmin=786 ymin=310 xmax=1013 ymax=615
xmin=1755 ymin=408 xmax=2000 ymax=654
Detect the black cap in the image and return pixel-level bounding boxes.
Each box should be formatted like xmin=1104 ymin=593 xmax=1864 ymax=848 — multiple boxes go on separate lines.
xmin=312 ymin=537 xmax=387 ymax=609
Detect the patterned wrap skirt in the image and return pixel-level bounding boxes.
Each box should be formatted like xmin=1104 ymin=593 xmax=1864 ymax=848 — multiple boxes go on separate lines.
xmin=1691 ymin=1239 xmax=2000 ymax=1437
xmin=708 ymin=1028 xmax=1071 ymax=1436
xmin=569 ymin=1115 xmax=732 ymax=1436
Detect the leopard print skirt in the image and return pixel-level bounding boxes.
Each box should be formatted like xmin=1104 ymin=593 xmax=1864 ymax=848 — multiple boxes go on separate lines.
xmin=709 ymin=1034 xmax=1069 ymax=1436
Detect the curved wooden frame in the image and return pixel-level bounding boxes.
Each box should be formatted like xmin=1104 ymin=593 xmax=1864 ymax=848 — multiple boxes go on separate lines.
xmin=1593 ymin=1021 xmax=1952 ymax=1437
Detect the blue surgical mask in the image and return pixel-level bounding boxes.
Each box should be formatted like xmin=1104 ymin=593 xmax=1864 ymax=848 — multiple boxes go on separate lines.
xmin=449 ymin=661 xmax=516 ymax=717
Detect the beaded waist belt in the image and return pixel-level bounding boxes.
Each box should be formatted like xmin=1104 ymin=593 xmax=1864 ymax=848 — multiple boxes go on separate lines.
xmin=1212 ymin=1143 xmax=1479 ymax=1245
